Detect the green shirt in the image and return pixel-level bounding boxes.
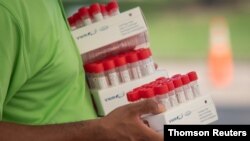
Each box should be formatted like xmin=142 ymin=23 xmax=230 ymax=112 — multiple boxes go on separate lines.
xmin=0 ymin=0 xmax=97 ymax=125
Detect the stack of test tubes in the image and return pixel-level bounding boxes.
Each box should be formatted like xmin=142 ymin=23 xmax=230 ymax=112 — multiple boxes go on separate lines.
xmin=67 ymin=0 xmax=120 ymax=30
xmin=83 ymin=33 xmax=148 ymax=64
xmin=126 ymin=71 xmax=201 ymax=110
xmin=84 ymin=48 xmax=156 ymax=90
xmin=68 ymin=0 xmax=149 ymax=64
xmin=68 ymin=1 xmax=214 ymax=120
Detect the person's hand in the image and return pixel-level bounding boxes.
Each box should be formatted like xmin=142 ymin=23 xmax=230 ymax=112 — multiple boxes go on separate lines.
xmin=99 ymin=99 xmax=166 ymax=141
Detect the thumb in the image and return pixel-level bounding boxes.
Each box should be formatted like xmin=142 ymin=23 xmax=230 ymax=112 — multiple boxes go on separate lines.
xmin=129 ymin=99 xmax=166 ymax=116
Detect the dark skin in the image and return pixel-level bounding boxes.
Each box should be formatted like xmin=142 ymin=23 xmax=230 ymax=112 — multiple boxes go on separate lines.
xmin=0 ymin=99 xmax=165 ymax=141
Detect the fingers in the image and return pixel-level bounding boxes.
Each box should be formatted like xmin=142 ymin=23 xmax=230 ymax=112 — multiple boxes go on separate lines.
xmin=129 ymin=99 xmax=166 ymax=116
xmin=137 ymin=121 xmax=164 ymax=141
xmin=104 ymin=99 xmax=165 ymax=141
xmin=145 ymin=128 xmax=164 ymax=141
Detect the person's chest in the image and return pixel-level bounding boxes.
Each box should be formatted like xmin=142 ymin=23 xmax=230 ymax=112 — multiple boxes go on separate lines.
xmin=21 ymin=0 xmax=82 ymax=81
xmin=1 ymin=0 xmax=89 ymax=124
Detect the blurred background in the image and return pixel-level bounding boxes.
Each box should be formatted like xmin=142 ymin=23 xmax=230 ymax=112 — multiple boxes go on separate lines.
xmin=62 ymin=0 xmax=250 ymax=124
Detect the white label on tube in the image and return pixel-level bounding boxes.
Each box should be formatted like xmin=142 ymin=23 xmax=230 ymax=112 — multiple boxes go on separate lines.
xmin=136 ymin=66 xmax=142 ymax=78
xmin=176 ymin=90 xmax=186 ymax=103
xmin=94 ymin=13 xmax=103 ymax=22
xmin=108 ymin=72 xmax=120 ymax=86
xmin=140 ymin=61 xmax=146 ymax=76
xmin=83 ymin=19 xmax=92 ymax=26
xmin=76 ymin=22 xmax=83 ymax=28
xmin=185 ymin=87 xmax=195 ymax=100
xmin=93 ymin=75 xmax=108 ymax=89
xmin=191 ymin=83 xmax=201 ymax=97
xmin=158 ymin=96 xmax=172 ymax=109
xmin=147 ymin=61 xmax=156 ymax=74
xmin=103 ymin=15 xmax=109 ymax=19
xmin=140 ymin=59 xmax=155 ymax=76
xmin=110 ymin=10 xmax=120 ymax=16
xmin=120 ymin=69 xmax=130 ymax=82
xmin=131 ymin=67 xmax=139 ymax=79
xmin=169 ymin=93 xmax=179 ymax=107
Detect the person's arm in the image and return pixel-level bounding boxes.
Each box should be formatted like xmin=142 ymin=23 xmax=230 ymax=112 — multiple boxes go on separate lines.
xmin=0 ymin=99 xmax=165 ymax=141
xmin=0 ymin=5 xmax=165 ymax=141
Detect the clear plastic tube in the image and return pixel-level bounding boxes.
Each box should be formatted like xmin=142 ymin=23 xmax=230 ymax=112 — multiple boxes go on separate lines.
xmin=137 ymin=48 xmax=155 ymax=77
xmin=89 ymin=3 xmax=103 ymax=23
xmin=182 ymin=84 xmax=194 ymax=100
xmin=139 ymin=88 xmax=156 ymax=118
xmin=154 ymin=84 xmax=172 ymax=110
xmin=114 ymin=56 xmax=131 ymax=83
xmin=126 ymin=52 xmax=142 ymax=80
xmin=187 ymin=71 xmax=201 ymax=97
xmin=167 ymin=81 xmax=179 ymax=107
xmin=173 ymin=78 xmax=187 ymax=103
xmin=181 ymin=75 xmax=195 ymax=100
xmin=107 ymin=1 xmax=120 ymax=16
xmin=92 ymin=63 xmax=109 ymax=89
xmin=175 ymin=87 xmax=186 ymax=103
xmin=106 ymin=69 xmax=120 ymax=86
xmin=103 ymin=59 xmax=120 ymax=87
xmin=190 ymin=81 xmax=201 ymax=97
xmin=93 ymin=73 xmax=108 ymax=89
xmin=93 ymin=13 xmax=103 ymax=22
xmin=67 ymin=16 xmax=77 ymax=31
xmin=78 ymin=7 xmax=92 ymax=26
xmin=100 ymin=4 xmax=109 ymax=19
xmin=84 ymin=63 xmax=96 ymax=89
xmin=117 ymin=65 xmax=130 ymax=83
xmin=73 ymin=13 xmax=83 ymax=28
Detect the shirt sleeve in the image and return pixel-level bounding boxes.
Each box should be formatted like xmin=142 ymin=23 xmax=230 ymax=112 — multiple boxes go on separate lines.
xmin=0 ymin=5 xmax=26 ymax=120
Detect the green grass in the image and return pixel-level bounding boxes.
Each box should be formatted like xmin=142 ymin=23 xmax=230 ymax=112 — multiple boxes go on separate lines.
xmin=119 ymin=2 xmax=250 ymax=60
xmin=64 ymin=1 xmax=250 ymax=60
xmin=148 ymin=14 xmax=209 ymax=59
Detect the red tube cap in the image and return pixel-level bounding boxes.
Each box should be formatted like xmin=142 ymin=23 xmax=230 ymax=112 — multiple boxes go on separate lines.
xmin=181 ymin=75 xmax=190 ymax=85
xmin=126 ymin=52 xmax=139 ymax=63
xmin=68 ymin=16 xmax=76 ymax=26
xmin=102 ymin=59 xmax=115 ymax=71
xmin=137 ymin=49 xmax=151 ymax=60
xmin=78 ymin=7 xmax=90 ymax=18
xmin=93 ymin=63 xmax=104 ymax=73
xmin=139 ymin=88 xmax=155 ymax=99
xmin=167 ymin=81 xmax=175 ymax=91
xmin=89 ymin=3 xmax=101 ymax=17
xmin=73 ymin=13 xmax=81 ymax=22
xmin=114 ymin=56 xmax=127 ymax=67
xmin=172 ymin=74 xmax=181 ymax=79
xmin=107 ymin=0 xmax=119 ymax=12
xmin=84 ymin=63 xmax=96 ymax=73
xmin=145 ymin=48 xmax=152 ymax=56
xmin=127 ymin=91 xmax=140 ymax=102
xmin=154 ymin=84 xmax=169 ymax=95
xmin=187 ymin=71 xmax=198 ymax=81
xmin=100 ymin=4 xmax=108 ymax=15
xmin=173 ymin=78 xmax=183 ymax=88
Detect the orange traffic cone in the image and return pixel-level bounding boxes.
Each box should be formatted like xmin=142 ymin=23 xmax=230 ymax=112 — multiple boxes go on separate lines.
xmin=208 ymin=17 xmax=234 ymax=88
